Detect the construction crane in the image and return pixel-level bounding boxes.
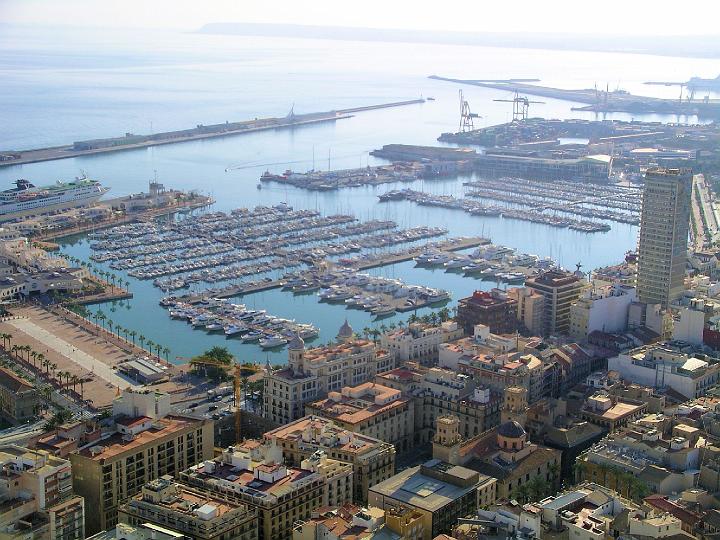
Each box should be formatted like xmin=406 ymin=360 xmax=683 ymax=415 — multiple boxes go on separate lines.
xmin=189 ymin=357 xmax=263 ymax=443
xmin=493 ymin=91 xmax=544 ymax=121
xmin=459 ymin=90 xmax=481 ymax=132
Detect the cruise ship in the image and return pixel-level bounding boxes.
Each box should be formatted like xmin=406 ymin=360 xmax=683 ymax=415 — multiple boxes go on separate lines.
xmin=0 ymin=176 xmax=109 ymax=221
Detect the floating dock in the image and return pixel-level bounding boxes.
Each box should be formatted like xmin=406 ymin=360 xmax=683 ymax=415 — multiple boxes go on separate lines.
xmin=0 ymin=99 xmax=425 ymax=167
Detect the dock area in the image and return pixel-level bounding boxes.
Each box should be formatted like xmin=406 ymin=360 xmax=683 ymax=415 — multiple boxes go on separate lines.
xmin=429 ymin=75 xmax=720 ymax=118
xmin=171 ymin=236 xmax=490 ymax=305
xmin=0 ymin=99 xmax=425 ymax=167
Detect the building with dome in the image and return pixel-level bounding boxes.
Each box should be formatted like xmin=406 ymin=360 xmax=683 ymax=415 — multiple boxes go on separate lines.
xmin=430 ymin=415 xmax=561 ymax=500
xmin=264 ymin=322 xmax=395 ymax=424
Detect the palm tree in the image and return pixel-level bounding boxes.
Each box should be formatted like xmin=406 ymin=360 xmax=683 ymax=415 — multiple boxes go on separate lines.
xmin=163 ymin=347 xmax=170 ymax=360
xmin=56 ymin=371 xmax=65 ymax=387
xmin=23 ymin=345 xmax=32 ymax=362
xmin=125 ymin=279 xmax=130 ymax=291
xmin=146 ymin=340 xmax=155 ymax=356
xmin=30 ymin=350 xmax=38 ymax=369
xmin=70 ymin=375 xmax=79 ymax=393
xmin=42 ymin=357 xmax=50 ymax=375
xmin=50 ymin=363 xmax=57 ymax=381
xmin=122 ymin=328 xmax=129 ymax=342
xmin=139 ymin=335 xmax=146 ymax=351
xmin=362 ymin=327 xmax=371 ymax=340
xmin=36 ymin=354 xmax=45 ymax=372
xmin=155 ymin=343 xmax=162 ymax=358
xmin=129 ymin=330 xmax=137 ymax=346
xmin=408 ymin=313 xmax=419 ymax=324
xmin=106 ymin=321 xmax=113 ymax=337
xmin=64 ymin=371 xmax=71 ymax=388
xmin=79 ymin=378 xmax=85 ymax=402
xmin=10 ymin=344 xmax=18 ymax=359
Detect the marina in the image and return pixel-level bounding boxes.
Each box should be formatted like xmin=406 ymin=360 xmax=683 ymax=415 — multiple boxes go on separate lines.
xmin=378 ymin=189 xmax=613 ymax=232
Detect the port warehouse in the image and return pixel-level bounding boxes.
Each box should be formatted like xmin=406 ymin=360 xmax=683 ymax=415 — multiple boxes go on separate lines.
xmin=371 ymin=144 xmax=612 ymax=181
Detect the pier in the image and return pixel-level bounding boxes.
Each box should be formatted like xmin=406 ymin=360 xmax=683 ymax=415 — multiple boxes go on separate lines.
xmin=171 ymin=236 xmax=490 ymax=305
xmin=429 ymin=75 xmax=720 ymax=118
xmin=0 ymin=99 xmax=425 ymax=167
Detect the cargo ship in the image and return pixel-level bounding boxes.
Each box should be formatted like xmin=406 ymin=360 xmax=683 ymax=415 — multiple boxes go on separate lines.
xmin=0 ymin=175 xmax=109 ymax=221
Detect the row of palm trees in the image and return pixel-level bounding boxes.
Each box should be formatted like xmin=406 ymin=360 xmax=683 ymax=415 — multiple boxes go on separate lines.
xmin=358 ymin=307 xmax=454 ymax=343
xmin=89 ymin=309 xmax=170 ymax=361
xmin=0 ymin=332 xmax=86 ymax=401
xmin=59 ymin=254 xmax=130 ymax=292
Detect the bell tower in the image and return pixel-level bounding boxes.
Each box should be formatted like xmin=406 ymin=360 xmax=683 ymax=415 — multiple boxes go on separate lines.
xmin=432 ymin=415 xmax=462 ymax=465
xmin=501 ymin=386 xmax=528 ymax=426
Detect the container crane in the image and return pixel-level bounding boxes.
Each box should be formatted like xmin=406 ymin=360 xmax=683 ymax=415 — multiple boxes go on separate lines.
xmin=188 ymin=357 xmax=263 ymax=443
xmin=493 ymin=91 xmax=544 ymax=121
xmin=459 ymin=90 xmax=481 ymax=132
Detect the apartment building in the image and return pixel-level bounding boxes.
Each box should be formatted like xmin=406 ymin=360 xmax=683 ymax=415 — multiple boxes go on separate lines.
xmin=0 ymin=367 xmax=39 ymax=424
xmin=178 ymin=443 xmax=349 ymax=540
xmin=508 ymin=287 xmax=545 ymax=336
xmin=262 ymin=416 xmax=395 ymax=504
xmin=569 ymin=284 xmax=637 ymax=340
xmin=293 ymin=504 xmax=425 ymax=540
xmin=608 ymin=342 xmax=720 ymax=399
xmin=380 ymin=322 xmax=463 ymax=365
xmin=69 ymin=390 xmax=214 ymax=534
xmin=368 ymin=459 xmax=497 ymax=540
xmin=579 ymin=393 xmax=647 ymax=432
xmin=264 ymin=324 xmax=395 ymax=424
xmin=0 ymin=445 xmax=85 ymax=540
xmin=525 ymin=270 xmax=586 ymax=336
xmin=305 ymin=383 xmax=414 ymax=453
xmin=577 ymin=420 xmax=700 ymax=496
xmin=637 ymin=168 xmax=693 ymax=308
xmin=456 ymin=289 xmax=518 ymax=335
xmin=118 ymin=478 xmax=257 ymax=540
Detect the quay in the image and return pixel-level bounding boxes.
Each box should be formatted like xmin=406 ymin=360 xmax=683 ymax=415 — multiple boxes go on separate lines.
xmin=34 ymin=195 xmax=214 ymax=242
xmin=172 ymin=236 xmax=490 ymax=305
xmin=429 ymin=75 xmax=720 ymax=118
xmin=0 ymin=99 xmax=425 ymax=167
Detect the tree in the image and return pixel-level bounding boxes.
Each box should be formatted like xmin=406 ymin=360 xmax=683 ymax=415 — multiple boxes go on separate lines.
xmin=71 ymin=375 xmax=79 ymax=393
xmin=163 ymin=347 xmax=170 ymax=360
xmin=36 ymin=354 xmax=45 ymax=372
xmin=408 ymin=313 xmax=419 ymax=324
xmin=139 ymin=335 xmax=146 ymax=350
xmin=30 ymin=350 xmax=38 ymax=369
xmin=129 ymin=330 xmax=137 ymax=346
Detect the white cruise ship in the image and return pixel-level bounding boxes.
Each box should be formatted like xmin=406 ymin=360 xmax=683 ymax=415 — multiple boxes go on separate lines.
xmin=0 ymin=176 xmax=109 ymax=221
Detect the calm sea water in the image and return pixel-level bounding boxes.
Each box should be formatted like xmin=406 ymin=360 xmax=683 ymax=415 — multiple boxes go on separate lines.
xmin=1 ymin=25 xmax=718 ymax=362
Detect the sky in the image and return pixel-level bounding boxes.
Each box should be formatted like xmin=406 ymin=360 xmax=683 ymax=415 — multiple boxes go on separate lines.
xmin=1 ymin=0 xmax=719 ymax=35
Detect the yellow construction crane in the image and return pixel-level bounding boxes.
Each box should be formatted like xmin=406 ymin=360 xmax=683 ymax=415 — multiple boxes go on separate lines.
xmin=189 ymin=358 xmax=263 ymax=443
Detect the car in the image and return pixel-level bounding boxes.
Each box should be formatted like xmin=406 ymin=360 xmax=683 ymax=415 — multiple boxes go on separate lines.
xmin=189 ymin=402 xmax=199 ymax=409
xmin=208 ymin=405 xmax=218 ymax=411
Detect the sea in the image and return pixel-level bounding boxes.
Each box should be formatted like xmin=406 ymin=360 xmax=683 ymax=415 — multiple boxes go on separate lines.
xmin=1 ymin=24 xmax=718 ymax=363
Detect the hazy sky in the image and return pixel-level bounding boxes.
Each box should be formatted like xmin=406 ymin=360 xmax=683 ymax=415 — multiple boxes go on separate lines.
xmin=1 ymin=0 xmax=718 ymax=35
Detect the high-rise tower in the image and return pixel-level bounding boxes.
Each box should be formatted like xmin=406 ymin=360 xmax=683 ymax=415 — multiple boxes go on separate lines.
xmin=637 ymin=168 xmax=692 ymax=308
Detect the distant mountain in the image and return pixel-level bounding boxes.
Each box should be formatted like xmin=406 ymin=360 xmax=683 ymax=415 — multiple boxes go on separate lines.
xmin=198 ymin=23 xmax=720 ymax=59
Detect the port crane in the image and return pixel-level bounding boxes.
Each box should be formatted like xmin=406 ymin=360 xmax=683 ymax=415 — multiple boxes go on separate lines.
xmin=493 ymin=91 xmax=544 ymax=121
xmin=188 ymin=357 xmax=263 ymax=443
xmin=459 ymin=90 xmax=481 ymax=132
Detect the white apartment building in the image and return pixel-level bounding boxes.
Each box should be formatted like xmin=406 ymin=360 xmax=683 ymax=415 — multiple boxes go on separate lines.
xmin=380 ymin=321 xmax=463 ymax=364
xmin=608 ymin=342 xmax=720 ymax=399
xmin=569 ymin=283 xmax=637 ymax=340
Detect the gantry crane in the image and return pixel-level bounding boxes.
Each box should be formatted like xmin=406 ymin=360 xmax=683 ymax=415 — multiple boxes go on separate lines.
xmin=459 ymin=90 xmax=481 ymax=132
xmin=189 ymin=357 xmax=263 ymax=443
xmin=493 ymin=91 xmax=545 ymax=121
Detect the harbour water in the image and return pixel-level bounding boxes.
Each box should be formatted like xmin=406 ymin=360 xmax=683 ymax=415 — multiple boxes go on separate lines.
xmin=1 ymin=24 xmax=718 ymax=362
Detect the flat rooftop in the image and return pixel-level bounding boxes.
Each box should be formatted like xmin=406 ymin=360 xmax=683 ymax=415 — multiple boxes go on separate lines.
xmin=78 ymin=415 xmax=202 ymax=460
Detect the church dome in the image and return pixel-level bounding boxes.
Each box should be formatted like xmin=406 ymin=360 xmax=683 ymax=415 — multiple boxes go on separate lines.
xmin=498 ymin=420 xmax=526 ymax=439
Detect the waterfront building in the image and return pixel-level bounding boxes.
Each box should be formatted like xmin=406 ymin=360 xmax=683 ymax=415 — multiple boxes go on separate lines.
xmin=0 ymin=367 xmax=39 ymax=424
xmin=0 ymin=445 xmax=85 ymax=540
xmin=262 ymin=416 xmax=395 ymax=505
xmin=118 ymin=477 xmax=257 ymax=540
xmin=179 ymin=442 xmax=351 ymax=540
xmin=367 ymin=459 xmax=497 ymax=540
xmin=569 ymin=283 xmax=637 ymax=340
xmin=292 ymin=504 xmax=425 ymax=540
xmin=525 ymin=270 xmax=586 ymax=336
xmin=264 ymin=322 xmax=395 ymax=424
xmin=456 ymin=290 xmax=518 ymax=335
xmin=69 ymin=389 xmax=214 ymax=534
xmin=507 ymin=287 xmax=545 ymax=336
xmin=380 ymin=322 xmax=463 ymax=366
xmin=637 ymin=168 xmax=693 ymax=308
xmin=304 ymin=382 xmax=414 ymax=453
xmin=608 ymin=342 xmax=720 ymax=399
